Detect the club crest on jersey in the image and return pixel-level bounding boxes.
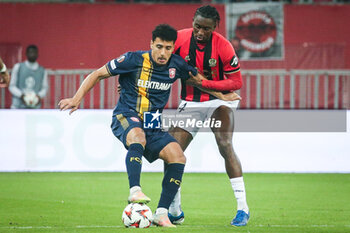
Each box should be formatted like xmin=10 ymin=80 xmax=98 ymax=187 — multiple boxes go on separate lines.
xmin=185 ymin=55 xmax=190 ymax=61
xmin=169 ymin=68 xmax=176 ymax=79
xmin=209 ymin=58 xmax=217 ymax=67
xmin=117 ymin=55 xmax=126 ymax=63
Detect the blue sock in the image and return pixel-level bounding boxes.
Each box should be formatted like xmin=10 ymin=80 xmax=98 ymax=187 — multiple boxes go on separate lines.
xmin=158 ymin=163 xmax=185 ymax=209
xmin=125 ymin=143 xmax=144 ymax=188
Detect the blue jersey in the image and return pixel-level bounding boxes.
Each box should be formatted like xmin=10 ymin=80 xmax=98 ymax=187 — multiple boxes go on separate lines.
xmin=106 ymin=50 xmax=197 ymax=118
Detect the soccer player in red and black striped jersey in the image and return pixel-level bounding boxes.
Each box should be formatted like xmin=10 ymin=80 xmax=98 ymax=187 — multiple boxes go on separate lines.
xmin=175 ymin=21 xmax=242 ymax=102
xmin=167 ymin=5 xmax=250 ymax=226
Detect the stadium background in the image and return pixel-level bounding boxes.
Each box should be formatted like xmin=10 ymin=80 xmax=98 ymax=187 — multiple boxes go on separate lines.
xmin=0 ymin=1 xmax=349 ymax=173
xmin=0 ymin=2 xmax=350 ymax=232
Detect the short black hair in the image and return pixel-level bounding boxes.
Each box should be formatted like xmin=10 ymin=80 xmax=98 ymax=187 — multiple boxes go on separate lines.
xmin=26 ymin=44 xmax=38 ymax=53
xmin=194 ymin=5 xmax=220 ymax=27
xmin=152 ymin=24 xmax=177 ymax=42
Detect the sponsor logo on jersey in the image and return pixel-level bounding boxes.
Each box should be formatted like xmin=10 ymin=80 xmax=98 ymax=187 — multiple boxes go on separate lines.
xmin=230 ymin=56 xmax=239 ymax=67
xmin=169 ymin=68 xmax=176 ymax=79
xmin=137 ymin=79 xmax=171 ymax=91
xmin=110 ymin=60 xmax=117 ymax=70
xmin=208 ymin=58 xmax=217 ymax=67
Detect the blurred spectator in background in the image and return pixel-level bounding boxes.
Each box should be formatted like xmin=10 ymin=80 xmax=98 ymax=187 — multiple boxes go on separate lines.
xmin=0 ymin=57 xmax=10 ymax=88
xmin=9 ymin=45 xmax=48 ymax=109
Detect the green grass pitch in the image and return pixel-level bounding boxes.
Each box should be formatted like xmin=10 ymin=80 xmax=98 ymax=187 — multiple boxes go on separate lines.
xmin=0 ymin=172 xmax=349 ymax=233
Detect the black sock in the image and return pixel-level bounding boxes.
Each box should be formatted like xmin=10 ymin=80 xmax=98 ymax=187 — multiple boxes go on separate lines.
xmin=125 ymin=143 xmax=144 ymax=188
xmin=157 ymin=163 xmax=185 ymax=209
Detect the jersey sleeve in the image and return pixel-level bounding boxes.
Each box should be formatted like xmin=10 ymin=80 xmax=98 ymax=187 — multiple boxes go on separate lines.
xmin=202 ymin=71 xmax=242 ymax=91
xmin=105 ymin=52 xmax=135 ymax=76
xmin=200 ymin=38 xmax=242 ymax=91
xmin=220 ymin=41 xmax=240 ymax=74
xmin=177 ymin=59 xmax=197 ymax=80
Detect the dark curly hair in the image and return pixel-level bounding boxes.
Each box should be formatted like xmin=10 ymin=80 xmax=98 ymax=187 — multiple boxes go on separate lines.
xmin=194 ymin=5 xmax=220 ymax=27
xmin=152 ymin=24 xmax=177 ymax=42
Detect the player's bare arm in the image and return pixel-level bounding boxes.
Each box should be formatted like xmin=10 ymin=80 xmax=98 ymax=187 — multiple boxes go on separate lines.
xmin=58 ymin=65 xmax=110 ymax=114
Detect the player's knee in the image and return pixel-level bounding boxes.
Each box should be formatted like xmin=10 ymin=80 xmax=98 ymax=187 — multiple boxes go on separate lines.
xmin=170 ymin=153 xmax=186 ymax=164
xmin=166 ymin=149 xmax=186 ymax=164
xmin=127 ymin=129 xmax=146 ymax=147
xmin=216 ymin=137 xmax=233 ymax=156
xmin=159 ymin=142 xmax=186 ymax=164
xmin=216 ymin=133 xmax=233 ymax=147
xmin=135 ymin=137 xmax=146 ymax=147
xmin=219 ymin=138 xmax=232 ymax=147
xmin=176 ymin=152 xmax=186 ymax=164
xmin=133 ymin=134 xmax=146 ymax=147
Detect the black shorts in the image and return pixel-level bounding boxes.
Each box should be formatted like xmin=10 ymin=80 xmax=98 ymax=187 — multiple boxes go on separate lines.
xmin=111 ymin=111 xmax=177 ymax=163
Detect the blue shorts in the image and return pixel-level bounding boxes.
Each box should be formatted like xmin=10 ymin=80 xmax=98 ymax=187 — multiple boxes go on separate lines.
xmin=111 ymin=111 xmax=177 ymax=163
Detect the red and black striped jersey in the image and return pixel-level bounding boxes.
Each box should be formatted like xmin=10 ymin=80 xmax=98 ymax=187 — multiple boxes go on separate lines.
xmin=175 ymin=28 xmax=241 ymax=102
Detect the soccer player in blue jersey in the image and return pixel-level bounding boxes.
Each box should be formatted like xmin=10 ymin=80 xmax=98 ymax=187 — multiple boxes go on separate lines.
xmin=59 ymin=24 xmax=208 ymax=227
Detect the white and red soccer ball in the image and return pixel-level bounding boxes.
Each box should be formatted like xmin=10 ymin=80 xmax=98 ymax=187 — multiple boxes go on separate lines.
xmin=23 ymin=92 xmax=39 ymax=108
xmin=122 ymin=203 xmax=153 ymax=228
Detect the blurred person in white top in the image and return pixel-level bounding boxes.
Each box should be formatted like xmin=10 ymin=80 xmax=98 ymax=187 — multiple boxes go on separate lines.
xmin=9 ymin=44 xmax=48 ymax=109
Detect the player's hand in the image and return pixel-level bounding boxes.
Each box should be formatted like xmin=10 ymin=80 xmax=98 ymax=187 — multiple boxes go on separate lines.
xmin=186 ymin=71 xmax=206 ymax=87
xmin=58 ymin=98 xmax=80 ymax=115
xmin=221 ymin=92 xmax=242 ymax=101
